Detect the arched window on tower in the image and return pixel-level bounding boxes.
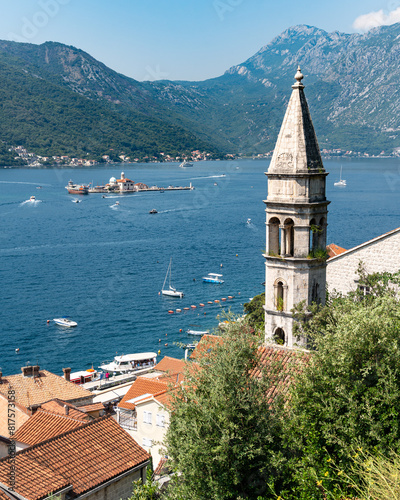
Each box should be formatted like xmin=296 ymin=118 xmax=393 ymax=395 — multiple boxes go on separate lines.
xmin=309 ymin=218 xmax=318 ymax=253
xmin=274 ymin=327 xmax=285 ymax=346
xmin=268 ymin=217 xmax=280 ymax=256
xmin=318 ymin=217 xmax=326 ymax=249
xmin=283 ymin=218 xmax=294 ymax=257
xmin=311 ymin=282 xmax=320 ymax=303
xmin=274 ymin=279 xmax=287 ymax=311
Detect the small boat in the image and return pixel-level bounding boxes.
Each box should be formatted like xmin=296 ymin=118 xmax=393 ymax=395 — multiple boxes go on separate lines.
xmin=187 ymin=329 xmax=209 ymax=336
xmin=65 ymin=180 xmax=89 ymax=195
xmin=36 ymin=186 xmax=42 ymax=189
xmin=115 ymin=201 xmax=120 ymax=206
xmin=99 ymin=352 xmax=157 ymax=374
xmin=179 ymin=160 xmax=193 ymax=168
xmin=72 ymin=199 xmax=81 ymax=203
xmin=334 ymin=166 xmax=347 ymax=187
xmin=202 ymin=273 xmax=224 ymax=284
xmin=161 ymin=258 xmax=184 ymax=298
xmin=29 ymin=196 xmax=36 ymax=201
xmin=149 ymin=209 xmax=158 ymax=214
xmin=247 ymin=218 xmax=251 ymax=224
xmin=53 ymin=317 xmax=78 ymax=327
xmin=70 ymin=369 xmax=98 ymax=385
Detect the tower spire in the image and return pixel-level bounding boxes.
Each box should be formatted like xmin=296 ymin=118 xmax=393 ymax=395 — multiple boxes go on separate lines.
xmin=268 ymin=67 xmax=324 ymax=176
xmin=263 ymin=67 xmax=330 ymax=348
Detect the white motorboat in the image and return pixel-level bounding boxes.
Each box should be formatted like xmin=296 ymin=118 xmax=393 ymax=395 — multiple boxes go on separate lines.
xmin=187 ymin=330 xmax=209 ymax=336
xmin=334 ymin=166 xmax=347 ymax=187
xmin=161 ymin=258 xmax=184 ymax=298
xmin=99 ymin=352 xmax=157 ymax=374
xmin=202 ymin=273 xmax=224 ymax=284
xmin=29 ymin=196 xmax=36 ymax=202
xmin=53 ymin=317 xmax=78 ymax=327
xmin=179 ymin=160 xmax=193 ymax=168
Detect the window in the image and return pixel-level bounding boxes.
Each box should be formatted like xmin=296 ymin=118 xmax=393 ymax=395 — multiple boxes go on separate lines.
xmin=142 ymin=437 xmax=153 ymax=447
xmin=358 ymin=285 xmax=371 ymax=296
xmin=156 ymin=414 xmax=165 ymax=427
xmin=143 ymin=411 xmax=152 ymax=424
xmin=274 ymin=328 xmax=285 ymax=345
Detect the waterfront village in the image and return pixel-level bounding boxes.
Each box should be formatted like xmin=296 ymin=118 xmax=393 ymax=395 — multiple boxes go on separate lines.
xmin=7 ymin=143 xmax=400 ymax=168
xmin=2 ymin=67 xmax=400 ymax=499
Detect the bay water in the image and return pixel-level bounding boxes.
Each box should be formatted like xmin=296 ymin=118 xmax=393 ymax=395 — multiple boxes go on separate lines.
xmin=1 ymin=158 xmax=399 ymax=376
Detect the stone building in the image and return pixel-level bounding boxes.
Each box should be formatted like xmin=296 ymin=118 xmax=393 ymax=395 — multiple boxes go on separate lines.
xmin=264 ymin=67 xmax=330 ymax=347
xmin=327 ymin=226 xmax=400 ymax=295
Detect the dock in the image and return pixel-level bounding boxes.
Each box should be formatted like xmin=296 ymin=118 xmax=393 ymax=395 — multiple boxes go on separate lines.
xmin=88 ymin=183 xmax=194 ymax=194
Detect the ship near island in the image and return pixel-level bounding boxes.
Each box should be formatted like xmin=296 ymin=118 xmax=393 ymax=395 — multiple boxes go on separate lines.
xmin=66 ymin=172 xmax=194 ymax=195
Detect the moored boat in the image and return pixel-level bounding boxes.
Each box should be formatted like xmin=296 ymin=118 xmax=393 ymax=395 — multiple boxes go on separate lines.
xmin=161 ymin=258 xmax=184 ymax=298
xmin=202 ymin=273 xmax=224 ymax=284
xmin=65 ymin=180 xmax=89 ymax=195
xmin=99 ymin=352 xmax=157 ymax=374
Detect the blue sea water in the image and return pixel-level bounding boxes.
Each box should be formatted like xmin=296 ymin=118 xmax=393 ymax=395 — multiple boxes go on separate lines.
xmin=1 ymin=158 xmax=400 ymax=376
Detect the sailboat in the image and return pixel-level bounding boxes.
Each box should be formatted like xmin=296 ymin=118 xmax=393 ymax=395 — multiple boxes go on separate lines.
xmin=161 ymin=258 xmax=184 ymax=298
xmin=334 ymin=166 xmax=347 ymax=187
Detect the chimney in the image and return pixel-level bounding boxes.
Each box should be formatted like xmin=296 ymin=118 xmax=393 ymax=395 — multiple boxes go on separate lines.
xmin=64 ymin=404 xmax=69 ymax=416
xmin=32 ymin=365 xmax=40 ymax=378
xmin=63 ymin=367 xmax=71 ymax=382
xmin=21 ymin=366 xmax=33 ymax=377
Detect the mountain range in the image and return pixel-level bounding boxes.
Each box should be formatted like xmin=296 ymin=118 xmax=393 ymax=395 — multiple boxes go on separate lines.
xmin=1 ymin=23 xmax=400 ymax=164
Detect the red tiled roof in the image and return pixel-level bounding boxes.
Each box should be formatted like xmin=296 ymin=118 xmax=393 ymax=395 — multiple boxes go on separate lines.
xmin=190 ymin=335 xmax=223 ymax=360
xmin=252 ymin=345 xmax=311 ymax=403
xmin=0 ymin=369 xmax=92 ymax=410
xmin=79 ymin=402 xmax=105 ymax=413
xmin=0 ymin=416 xmax=150 ymax=499
xmin=12 ymin=409 xmax=85 ymax=446
xmin=154 ymin=356 xmax=186 ymax=375
xmin=118 ymin=378 xmax=168 ymax=410
xmin=40 ymin=399 xmax=90 ymax=421
xmin=153 ymin=457 xmax=169 ymax=476
xmin=326 ymin=243 xmax=347 ymax=258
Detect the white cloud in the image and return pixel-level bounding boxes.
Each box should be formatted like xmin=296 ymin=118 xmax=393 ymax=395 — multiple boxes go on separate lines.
xmin=353 ymin=7 xmax=400 ymax=32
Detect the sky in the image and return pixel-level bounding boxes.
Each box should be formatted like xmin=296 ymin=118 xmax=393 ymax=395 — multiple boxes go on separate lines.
xmin=0 ymin=0 xmax=399 ymax=82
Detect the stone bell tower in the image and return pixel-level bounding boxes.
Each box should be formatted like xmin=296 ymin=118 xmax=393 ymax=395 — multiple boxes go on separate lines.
xmin=264 ymin=67 xmax=329 ymax=347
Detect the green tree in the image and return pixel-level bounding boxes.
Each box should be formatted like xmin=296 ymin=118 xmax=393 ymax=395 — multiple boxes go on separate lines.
xmin=284 ymin=270 xmax=400 ymax=498
xmin=243 ymin=293 xmax=265 ymax=333
xmin=164 ymin=322 xmax=286 ymax=500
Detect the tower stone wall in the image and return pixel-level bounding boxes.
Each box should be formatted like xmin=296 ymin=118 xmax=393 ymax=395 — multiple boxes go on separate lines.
xmin=264 ymin=67 xmax=329 ymax=347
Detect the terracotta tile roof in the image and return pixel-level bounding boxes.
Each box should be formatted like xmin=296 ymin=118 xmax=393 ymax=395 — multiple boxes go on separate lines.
xmin=190 ymin=335 xmax=223 ymax=360
xmin=12 ymin=409 xmax=85 ymax=446
xmin=0 ymin=416 xmax=150 ymax=499
xmin=157 ymin=372 xmax=185 ymax=386
xmin=0 ymin=369 xmax=92 ymax=410
xmin=118 ymin=378 xmax=168 ymax=410
xmin=79 ymin=402 xmax=105 ymax=413
xmin=153 ymin=457 xmax=169 ymax=476
xmin=326 ymin=243 xmax=347 ymax=258
xmin=252 ymin=345 xmax=311 ymax=403
xmin=153 ymin=390 xmax=175 ymax=407
xmin=40 ymin=399 xmax=90 ymax=421
xmin=154 ymin=356 xmax=186 ymax=375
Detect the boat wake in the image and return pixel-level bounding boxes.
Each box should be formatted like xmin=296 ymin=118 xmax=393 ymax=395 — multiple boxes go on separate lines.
xmin=1 ymin=181 xmax=51 ymax=186
xmin=188 ymin=175 xmax=227 ymax=180
xmin=20 ymin=199 xmax=42 ymax=206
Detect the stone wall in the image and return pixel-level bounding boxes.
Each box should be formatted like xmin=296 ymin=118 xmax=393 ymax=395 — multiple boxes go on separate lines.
xmin=327 ymin=229 xmax=400 ymax=295
xmin=84 ymin=466 xmax=146 ymax=500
